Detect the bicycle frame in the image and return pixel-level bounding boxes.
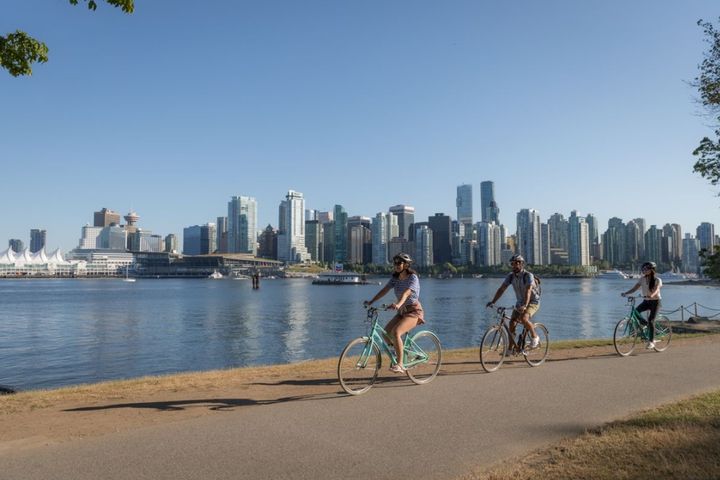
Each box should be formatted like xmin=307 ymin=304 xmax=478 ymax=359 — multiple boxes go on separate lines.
xmin=492 ymin=306 xmax=530 ymax=353
xmin=358 ymin=306 xmax=430 ymax=369
xmin=622 ymin=296 xmax=651 ymax=340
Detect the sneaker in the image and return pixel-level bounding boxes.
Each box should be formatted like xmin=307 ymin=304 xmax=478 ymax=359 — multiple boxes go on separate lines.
xmin=530 ymin=336 xmax=540 ymax=349
xmin=389 ymin=364 xmax=406 ymax=373
xmin=646 ymin=341 xmax=655 ymax=350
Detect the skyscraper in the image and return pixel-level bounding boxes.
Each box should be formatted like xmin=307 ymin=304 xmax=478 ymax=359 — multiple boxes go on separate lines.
xmin=389 ymin=205 xmax=415 ymax=240
xmin=277 ymin=190 xmax=310 ymax=263
xmin=182 ymin=224 xmax=216 ymax=255
xmin=8 ymin=239 xmax=24 ymax=252
xmin=414 ymin=224 xmax=433 ymax=267
xmin=516 ymin=209 xmax=541 ymax=265
xmin=372 ymin=212 xmax=390 ymax=265
xmin=480 ymin=181 xmax=499 ymax=224
xmin=30 ymin=229 xmax=46 ymax=253
xmin=697 ymin=222 xmax=716 ymax=252
xmin=333 ymin=205 xmax=348 ymax=263
xmin=93 ymin=208 xmax=121 ymax=227
xmin=428 ymin=213 xmax=452 ymax=264
xmin=568 ymin=211 xmax=589 ymax=266
xmin=456 ymin=184 xmax=473 ymax=225
xmin=227 ymin=196 xmax=258 ymax=255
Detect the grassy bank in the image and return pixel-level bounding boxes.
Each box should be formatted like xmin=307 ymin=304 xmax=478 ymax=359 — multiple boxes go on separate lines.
xmin=467 ymin=389 xmax=720 ymax=480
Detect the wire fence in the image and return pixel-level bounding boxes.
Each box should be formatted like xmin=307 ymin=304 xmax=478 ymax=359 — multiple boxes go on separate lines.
xmin=660 ymin=302 xmax=720 ymax=321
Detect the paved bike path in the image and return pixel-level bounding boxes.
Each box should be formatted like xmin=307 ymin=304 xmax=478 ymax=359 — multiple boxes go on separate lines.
xmin=2 ymin=341 xmax=720 ymax=480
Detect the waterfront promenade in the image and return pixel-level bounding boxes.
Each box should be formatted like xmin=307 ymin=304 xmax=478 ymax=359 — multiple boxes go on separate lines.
xmin=1 ymin=336 xmax=719 ymax=479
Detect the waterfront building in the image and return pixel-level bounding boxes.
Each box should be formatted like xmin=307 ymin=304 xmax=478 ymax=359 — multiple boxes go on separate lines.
xmin=585 ymin=213 xmax=599 ymax=262
xmin=129 ymin=229 xmax=164 ymax=253
xmin=0 ymin=247 xmax=96 ymax=277
xmin=633 ymin=217 xmax=647 ymax=258
xmin=348 ymin=223 xmax=371 ymax=264
xmin=78 ymin=225 xmax=102 ymax=249
xmin=277 ymin=190 xmax=310 ymax=263
xmin=456 ymin=184 xmax=473 ymax=225
xmin=663 ymin=223 xmax=682 ymax=266
xmin=603 ymin=217 xmax=626 ymax=266
xmin=697 ymin=222 xmax=716 ymax=252
xmin=414 ymin=224 xmax=434 ymax=267
xmin=216 ymin=216 xmax=228 ymax=253
xmin=98 ymin=225 xmax=127 ymax=250
xmin=30 ymin=229 xmax=46 ymax=253
xmin=568 ymin=211 xmax=590 ymax=266
xmin=477 ymin=221 xmax=502 ymax=266
xmin=516 ymin=209 xmax=542 ymax=265
xmin=387 ymin=237 xmax=409 ymax=262
xmin=258 ymin=225 xmax=278 ymax=260
xmin=182 ymin=223 xmax=216 ymax=255
xmin=428 ymin=213 xmax=452 ymax=265
xmin=548 ymin=213 xmax=569 ymax=254
xmin=317 ymin=211 xmax=333 ymax=224
xmin=322 ymin=220 xmax=335 ymax=264
xmin=644 ymin=225 xmax=663 ymax=264
xmin=541 ymin=223 xmax=550 ymax=265
xmin=227 ymin=196 xmax=258 ymax=255
xmin=333 ymin=205 xmax=348 ymax=263
xmin=372 ymin=213 xmax=390 ymax=265
xmin=8 ymin=239 xmax=23 ymax=252
xmin=305 ymin=219 xmax=322 ymax=262
xmin=306 ymin=209 xmax=317 ymax=221
xmin=480 ymin=181 xmax=500 ymax=224
xmin=164 ymin=234 xmax=178 ymax=254
xmin=389 ymin=204 xmax=415 ymax=240
xmin=682 ymin=234 xmax=701 ymax=273
xmin=93 ymin=208 xmax=121 ymax=228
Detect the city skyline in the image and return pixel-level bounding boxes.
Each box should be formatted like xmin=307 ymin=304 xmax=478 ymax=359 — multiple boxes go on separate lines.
xmin=3 ymin=1 xmax=720 ymax=251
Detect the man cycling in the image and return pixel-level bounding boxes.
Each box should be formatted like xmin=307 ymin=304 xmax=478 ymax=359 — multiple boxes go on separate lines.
xmin=486 ymin=254 xmax=541 ymax=350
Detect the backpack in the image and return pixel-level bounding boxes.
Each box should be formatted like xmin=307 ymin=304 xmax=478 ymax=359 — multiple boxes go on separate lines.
xmin=524 ymin=271 xmax=542 ymax=299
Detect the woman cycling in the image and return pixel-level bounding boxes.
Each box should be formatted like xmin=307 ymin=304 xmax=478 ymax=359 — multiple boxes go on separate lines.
xmin=364 ymin=253 xmax=424 ymax=373
xmin=621 ymin=261 xmax=663 ymax=349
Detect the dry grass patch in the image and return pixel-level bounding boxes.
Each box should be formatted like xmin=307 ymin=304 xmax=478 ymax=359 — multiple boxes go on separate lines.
xmin=466 ymin=390 xmax=720 ymax=480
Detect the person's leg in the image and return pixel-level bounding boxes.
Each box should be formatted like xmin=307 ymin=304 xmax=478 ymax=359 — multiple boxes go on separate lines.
xmin=384 ymin=316 xmax=400 ymax=346
xmin=390 ymin=315 xmax=420 ymax=370
xmin=646 ymin=301 xmax=660 ymax=342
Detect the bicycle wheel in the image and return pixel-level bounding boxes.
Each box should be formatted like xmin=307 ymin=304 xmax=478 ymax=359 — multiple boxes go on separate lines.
xmin=652 ymin=315 xmax=672 ymax=352
xmin=405 ymin=331 xmax=442 ymax=385
xmin=479 ymin=325 xmax=507 ymax=373
xmin=524 ymin=323 xmax=549 ymax=367
xmin=613 ymin=317 xmax=638 ymax=356
xmin=338 ymin=337 xmax=381 ymax=395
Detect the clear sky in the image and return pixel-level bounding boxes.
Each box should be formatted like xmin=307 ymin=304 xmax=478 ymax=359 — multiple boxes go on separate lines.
xmin=2 ymin=0 xmax=720 ymax=252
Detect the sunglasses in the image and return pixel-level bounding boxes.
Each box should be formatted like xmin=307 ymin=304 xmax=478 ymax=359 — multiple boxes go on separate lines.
xmin=393 ymin=260 xmax=405 ymax=266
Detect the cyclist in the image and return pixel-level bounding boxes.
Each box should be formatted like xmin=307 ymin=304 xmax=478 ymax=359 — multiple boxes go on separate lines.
xmin=364 ymin=253 xmax=424 ymax=373
xmin=621 ymin=261 xmax=663 ymax=349
xmin=486 ymin=254 xmax=541 ymax=350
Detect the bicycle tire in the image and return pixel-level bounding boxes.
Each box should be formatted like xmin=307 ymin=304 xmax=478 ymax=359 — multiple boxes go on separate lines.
xmin=652 ymin=315 xmax=672 ymax=352
xmin=405 ymin=331 xmax=442 ymax=385
xmin=479 ymin=325 xmax=507 ymax=373
xmin=337 ymin=337 xmax=381 ymax=395
xmin=613 ymin=317 xmax=638 ymax=356
xmin=524 ymin=323 xmax=549 ymax=367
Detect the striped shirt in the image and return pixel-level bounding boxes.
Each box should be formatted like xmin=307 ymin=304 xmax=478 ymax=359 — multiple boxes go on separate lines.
xmin=386 ymin=273 xmax=420 ymax=307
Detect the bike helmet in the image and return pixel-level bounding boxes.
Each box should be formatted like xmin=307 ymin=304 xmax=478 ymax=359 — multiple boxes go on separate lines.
xmin=509 ymin=254 xmax=525 ymax=264
xmin=393 ymin=253 xmax=413 ymax=264
xmin=641 ymin=261 xmax=656 ymax=271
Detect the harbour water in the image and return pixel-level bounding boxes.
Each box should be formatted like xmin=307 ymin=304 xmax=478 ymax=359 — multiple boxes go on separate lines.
xmin=1 ymin=277 xmax=718 ymax=391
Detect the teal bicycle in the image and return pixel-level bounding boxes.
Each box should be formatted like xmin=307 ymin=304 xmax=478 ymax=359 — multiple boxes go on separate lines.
xmin=613 ymin=296 xmax=672 ymax=356
xmin=337 ymin=305 xmax=442 ymax=395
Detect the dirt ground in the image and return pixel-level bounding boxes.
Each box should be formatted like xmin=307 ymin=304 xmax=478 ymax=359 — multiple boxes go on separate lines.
xmin=1 ymin=335 xmax=718 ymax=455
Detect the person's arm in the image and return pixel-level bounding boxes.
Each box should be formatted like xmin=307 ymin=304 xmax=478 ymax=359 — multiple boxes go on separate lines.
xmin=487 ymin=284 xmax=508 ymax=307
xmin=621 ymin=282 xmax=641 ymax=297
xmin=390 ymin=288 xmax=412 ymax=310
xmin=518 ymin=284 xmax=533 ymax=311
xmin=366 ymin=283 xmax=393 ymax=305
xmin=647 ymin=278 xmax=662 ymax=299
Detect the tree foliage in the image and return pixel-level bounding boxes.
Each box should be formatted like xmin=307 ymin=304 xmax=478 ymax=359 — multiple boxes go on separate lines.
xmin=692 ymin=19 xmax=720 ymax=189
xmin=699 ymin=246 xmax=720 ymax=280
xmin=1 ymin=0 xmax=133 ymax=77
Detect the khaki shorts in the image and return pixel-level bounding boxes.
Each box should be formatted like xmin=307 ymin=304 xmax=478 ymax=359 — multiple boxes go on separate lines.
xmin=510 ymin=303 xmax=539 ymax=322
xmin=390 ymin=302 xmax=425 ymax=325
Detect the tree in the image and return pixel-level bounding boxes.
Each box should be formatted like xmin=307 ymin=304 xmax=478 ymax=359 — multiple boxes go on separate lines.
xmin=699 ymin=246 xmax=720 ymax=279
xmin=1 ymin=0 xmax=134 ymax=77
xmin=692 ymin=19 xmax=720 ymax=189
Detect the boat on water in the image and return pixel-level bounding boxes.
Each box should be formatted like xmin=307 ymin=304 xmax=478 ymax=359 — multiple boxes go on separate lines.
xmin=208 ymin=270 xmax=224 ymax=279
xmin=312 ymin=271 xmax=377 ymax=285
xmin=597 ymin=269 xmax=630 ymax=279
xmin=658 ymin=271 xmax=688 ymax=283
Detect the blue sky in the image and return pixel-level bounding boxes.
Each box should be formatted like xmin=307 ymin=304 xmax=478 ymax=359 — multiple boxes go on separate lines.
xmin=2 ymin=0 xmax=720 ymax=252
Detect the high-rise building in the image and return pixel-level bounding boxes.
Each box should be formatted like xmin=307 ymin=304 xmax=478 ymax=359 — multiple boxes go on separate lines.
xmin=428 ymin=213 xmax=452 ymax=265
xmin=476 ymin=221 xmax=502 ymax=266
xmin=305 ymin=220 xmax=322 ymax=262
xmin=98 ymin=225 xmax=127 ymax=250
xmin=540 ymin=223 xmax=550 ymax=265
xmin=633 ymin=217 xmax=647 ymax=258
xmin=372 ymin=213 xmax=390 ymax=265
xmin=78 ymin=225 xmax=102 ymax=249
xmin=480 ymin=181 xmax=499 ymax=224
xmin=547 ymin=213 xmax=569 ymax=261
xmin=8 ymin=239 xmax=23 ymax=252
xmin=164 ymin=234 xmax=178 ymax=253
xmin=333 ymin=205 xmax=348 ymax=263
xmin=130 ymin=229 xmax=163 ymax=252
xmin=348 ymin=223 xmax=371 ymax=264
xmin=697 ymin=222 xmax=716 ymax=252
xmin=227 ymin=196 xmax=258 ymax=255
xmin=182 ymin=223 xmax=216 ymax=255
xmin=322 ymin=220 xmax=335 ymax=264
xmin=682 ymin=234 xmax=701 ymax=273
xmin=456 ymin=184 xmax=473 ymax=225
xmin=663 ymin=223 xmax=682 ymax=265
xmin=414 ymin=224 xmax=434 ymax=267
xmin=603 ymin=217 xmax=626 ymax=266
xmin=644 ymin=225 xmax=663 ymax=264
xmin=625 ymin=220 xmax=642 ymax=263
xmin=30 ymin=229 xmax=46 ymax=253
xmin=258 ymin=225 xmax=278 ymax=259
xmin=389 ymin=205 xmax=415 ymax=240
xmin=277 ymin=190 xmax=310 ymax=263
xmin=93 ymin=208 xmax=121 ymax=227
xmin=216 ymin=216 xmax=228 ymax=253
xmin=568 ymin=211 xmax=589 ymax=266
xmin=516 ymin=209 xmax=541 ymax=265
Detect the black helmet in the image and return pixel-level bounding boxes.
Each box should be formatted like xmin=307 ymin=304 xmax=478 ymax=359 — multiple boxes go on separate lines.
xmin=641 ymin=261 xmax=656 ymax=271
xmin=509 ymin=254 xmax=525 ymax=264
xmin=393 ymin=253 xmax=413 ymax=264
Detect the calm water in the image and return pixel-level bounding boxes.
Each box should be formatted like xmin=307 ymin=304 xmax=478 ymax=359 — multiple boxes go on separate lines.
xmin=1 ymin=277 xmax=718 ymax=391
